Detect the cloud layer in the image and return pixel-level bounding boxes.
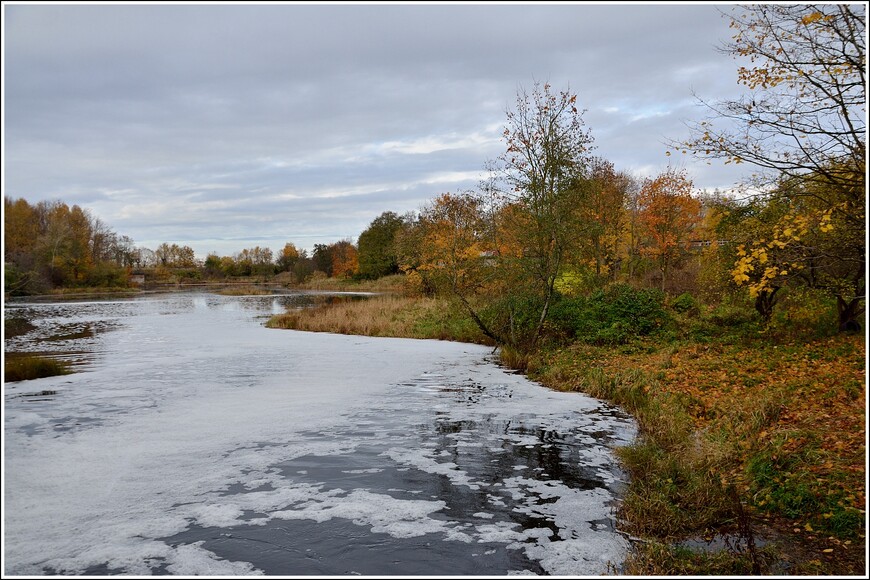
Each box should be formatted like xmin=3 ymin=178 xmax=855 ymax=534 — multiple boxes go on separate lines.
xmin=5 ymin=3 xmax=750 ymax=256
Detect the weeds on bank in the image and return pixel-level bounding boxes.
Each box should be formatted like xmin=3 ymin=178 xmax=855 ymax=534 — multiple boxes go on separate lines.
xmin=4 ymin=317 xmax=37 ymax=339
xmin=266 ymin=295 xmax=489 ymax=344
xmin=624 ymin=540 xmax=779 ymax=576
xmin=295 ymin=273 xmax=406 ymax=293
xmin=5 ymin=355 xmax=71 ymax=382
xmin=214 ymin=286 xmax=272 ymax=296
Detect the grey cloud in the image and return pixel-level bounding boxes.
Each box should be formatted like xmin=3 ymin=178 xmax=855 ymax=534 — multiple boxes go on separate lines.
xmin=5 ymin=3 xmax=752 ymax=256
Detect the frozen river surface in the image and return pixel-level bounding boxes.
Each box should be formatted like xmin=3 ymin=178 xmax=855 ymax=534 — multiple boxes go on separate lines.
xmin=4 ymin=292 xmax=636 ymax=576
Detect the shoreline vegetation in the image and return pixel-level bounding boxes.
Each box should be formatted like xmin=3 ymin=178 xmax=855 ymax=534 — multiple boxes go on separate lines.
xmin=266 ymin=291 xmax=865 ymax=576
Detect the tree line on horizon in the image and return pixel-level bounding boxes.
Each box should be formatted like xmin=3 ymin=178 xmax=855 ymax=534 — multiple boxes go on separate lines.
xmin=5 ymin=6 xmax=863 ymax=343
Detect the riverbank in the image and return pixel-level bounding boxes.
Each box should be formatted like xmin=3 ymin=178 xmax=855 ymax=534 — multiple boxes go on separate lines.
xmin=266 ymin=294 xmax=866 ymax=575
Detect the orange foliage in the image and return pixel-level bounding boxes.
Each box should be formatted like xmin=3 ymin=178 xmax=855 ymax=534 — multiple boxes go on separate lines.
xmin=637 ymin=168 xmax=702 ymax=288
xmin=330 ymin=240 xmax=358 ymax=279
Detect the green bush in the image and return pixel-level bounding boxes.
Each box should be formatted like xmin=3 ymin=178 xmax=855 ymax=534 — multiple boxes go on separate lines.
xmin=768 ymin=287 xmax=839 ymax=339
xmin=707 ymin=303 xmax=758 ymax=327
xmin=480 ymin=291 xmax=549 ymax=349
xmin=671 ymin=292 xmax=699 ymax=315
xmin=549 ymin=284 xmax=671 ymax=344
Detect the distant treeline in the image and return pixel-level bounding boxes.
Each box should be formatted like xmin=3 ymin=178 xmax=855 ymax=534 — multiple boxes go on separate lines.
xmin=2 ymin=196 xmax=405 ymax=294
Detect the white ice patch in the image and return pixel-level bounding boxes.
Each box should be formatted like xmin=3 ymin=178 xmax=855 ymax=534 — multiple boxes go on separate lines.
xmin=384 ymin=447 xmax=480 ymax=490
xmin=475 ymin=521 xmax=523 ymax=543
xmin=523 ymin=537 xmax=625 ymax=576
xmin=184 ymin=503 xmax=246 ymax=528
xmin=272 ymin=489 xmax=455 ymax=539
xmin=165 ymin=542 xmax=264 ymax=576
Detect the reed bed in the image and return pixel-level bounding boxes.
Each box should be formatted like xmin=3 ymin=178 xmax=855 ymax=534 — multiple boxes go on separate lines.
xmin=266 ymin=294 xmax=488 ymax=344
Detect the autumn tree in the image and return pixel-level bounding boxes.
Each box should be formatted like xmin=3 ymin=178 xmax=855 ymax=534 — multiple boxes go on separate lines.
xmin=4 ymin=197 xmax=40 ymax=293
xmin=573 ymin=159 xmax=634 ymax=282
xmin=154 ymin=243 xmax=198 ymax=268
xmin=693 ymin=191 xmax=737 ymax=303
xmin=311 ymin=243 xmax=333 ymax=276
xmin=493 ymin=82 xmax=596 ymax=348
xmin=3 ymin=197 xmax=130 ymax=292
xmin=4 ymin=197 xmax=38 ymax=266
xmin=292 ymin=249 xmax=314 ymax=282
xmin=637 ymin=168 xmax=702 ymax=291
xmin=112 ymin=235 xmax=138 ymax=268
xmin=405 ymin=192 xmax=502 ymax=343
xmin=729 ymin=171 xmax=863 ymax=325
xmin=680 ymin=4 xmax=865 ymax=328
xmin=219 ymin=255 xmax=237 ymax=276
xmin=276 ymin=242 xmax=300 ymax=272
xmin=135 ymin=247 xmax=158 ymax=268
xmin=358 ymin=211 xmax=404 ymax=279
xmin=404 ymin=84 xmax=599 ymax=350
xmin=203 ymin=253 xmax=224 ymax=277
xmin=235 ymin=246 xmax=275 ymax=276
xmin=330 ymin=240 xmax=359 ymax=279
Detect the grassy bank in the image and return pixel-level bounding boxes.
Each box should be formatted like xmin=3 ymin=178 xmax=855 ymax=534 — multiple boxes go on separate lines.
xmin=266 ymin=294 xmax=865 ymax=575
xmin=294 ymin=273 xmax=407 ymax=293
xmin=214 ymin=285 xmax=273 ymax=296
xmin=267 ymin=294 xmax=489 ymax=344
xmin=528 ymin=336 xmax=865 ymax=575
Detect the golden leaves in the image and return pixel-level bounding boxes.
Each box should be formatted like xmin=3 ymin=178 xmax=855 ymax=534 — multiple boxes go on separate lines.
xmin=730 ymin=203 xmax=844 ymax=295
xmin=801 ymin=12 xmax=824 ymax=25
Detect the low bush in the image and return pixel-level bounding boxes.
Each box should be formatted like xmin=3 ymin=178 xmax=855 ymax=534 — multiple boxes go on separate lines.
xmin=549 ymin=284 xmax=671 ymax=344
xmin=671 ymin=292 xmax=699 ymax=315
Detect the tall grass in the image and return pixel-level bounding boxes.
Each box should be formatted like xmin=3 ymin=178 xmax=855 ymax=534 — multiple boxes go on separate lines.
xmin=266 ymin=294 xmax=489 ymax=344
xmin=215 ymin=285 xmax=272 ymax=296
xmin=5 ymin=355 xmax=70 ymax=382
xmin=523 ymin=352 xmax=738 ymax=540
xmin=296 ymin=274 xmax=406 ymax=293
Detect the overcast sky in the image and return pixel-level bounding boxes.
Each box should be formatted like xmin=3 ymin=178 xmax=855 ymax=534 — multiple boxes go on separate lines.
xmin=3 ymin=2 xmax=755 ymax=257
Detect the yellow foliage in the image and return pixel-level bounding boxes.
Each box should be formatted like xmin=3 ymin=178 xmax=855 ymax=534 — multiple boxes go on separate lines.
xmin=801 ymin=12 xmax=823 ymax=25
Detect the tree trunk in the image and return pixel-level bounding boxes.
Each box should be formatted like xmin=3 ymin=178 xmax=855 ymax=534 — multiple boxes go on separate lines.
xmin=837 ymin=295 xmax=864 ymax=332
xmin=754 ymin=287 xmax=780 ymax=322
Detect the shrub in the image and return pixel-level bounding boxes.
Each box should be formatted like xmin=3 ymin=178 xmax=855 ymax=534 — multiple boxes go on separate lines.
xmin=479 ymin=291 xmax=550 ymax=349
xmin=707 ymin=303 xmax=758 ymax=327
xmin=671 ymin=292 xmax=699 ymax=315
xmin=549 ymin=284 xmax=670 ymax=344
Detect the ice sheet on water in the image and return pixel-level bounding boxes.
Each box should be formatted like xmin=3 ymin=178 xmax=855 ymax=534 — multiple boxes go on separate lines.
xmin=4 ymin=293 xmax=637 ymax=576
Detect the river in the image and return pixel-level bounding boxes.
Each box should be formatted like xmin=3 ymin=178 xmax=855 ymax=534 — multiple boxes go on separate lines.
xmin=3 ymin=292 xmax=637 ymax=576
